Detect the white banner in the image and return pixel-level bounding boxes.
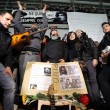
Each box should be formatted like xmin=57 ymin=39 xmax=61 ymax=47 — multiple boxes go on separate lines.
xmin=67 ymin=12 xmax=108 ymax=42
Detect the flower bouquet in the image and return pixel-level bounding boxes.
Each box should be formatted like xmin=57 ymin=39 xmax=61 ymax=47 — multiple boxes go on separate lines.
xmin=22 ymin=92 xmax=89 ymax=110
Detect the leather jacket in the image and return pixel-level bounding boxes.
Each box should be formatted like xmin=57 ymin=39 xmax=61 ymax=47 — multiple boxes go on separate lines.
xmin=0 ymin=23 xmax=12 ymax=68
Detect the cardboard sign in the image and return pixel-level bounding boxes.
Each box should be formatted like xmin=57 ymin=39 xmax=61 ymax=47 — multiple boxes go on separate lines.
xmin=21 ymin=62 xmax=87 ymax=95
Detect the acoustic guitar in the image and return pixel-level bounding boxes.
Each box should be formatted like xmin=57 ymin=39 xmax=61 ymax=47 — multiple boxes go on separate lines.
xmin=11 ymin=26 xmax=57 ymax=51
xmin=49 ymin=95 xmax=56 ymax=110
xmin=48 ymin=84 xmax=56 ymax=110
xmin=101 ymin=46 xmax=110 ymax=64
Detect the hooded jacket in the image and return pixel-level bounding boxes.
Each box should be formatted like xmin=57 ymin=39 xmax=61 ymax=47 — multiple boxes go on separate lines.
xmin=78 ymin=32 xmax=98 ymax=61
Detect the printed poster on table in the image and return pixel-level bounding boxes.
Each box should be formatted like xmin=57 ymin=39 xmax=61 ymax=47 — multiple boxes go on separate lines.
xmin=20 ymin=62 xmax=87 ymax=96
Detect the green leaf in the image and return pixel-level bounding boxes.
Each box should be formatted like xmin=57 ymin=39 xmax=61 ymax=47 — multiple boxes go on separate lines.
xmin=32 ymin=95 xmax=38 ymax=100
xmin=23 ymin=92 xmax=87 ymax=110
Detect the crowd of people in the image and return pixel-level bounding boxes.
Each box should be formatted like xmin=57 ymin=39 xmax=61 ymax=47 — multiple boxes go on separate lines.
xmin=0 ymin=1 xmax=110 ymax=110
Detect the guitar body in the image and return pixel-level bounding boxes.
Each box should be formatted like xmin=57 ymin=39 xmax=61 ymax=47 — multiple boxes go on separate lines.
xmin=11 ymin=26 xmax=57 ymax=52
xmin=11 ymin=31 xmax=30 ymax=47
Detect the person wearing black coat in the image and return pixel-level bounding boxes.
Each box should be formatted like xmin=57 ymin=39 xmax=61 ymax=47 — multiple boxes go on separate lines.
xmin=42 ymin=29 xmax=69 ymax=110
xmin=67 ymin=31 xmax=79 ymax=61
xmin=42 ymin=29 xmax=68 ymax=63
xmin=75 ymin=30 xmax=101 ymax=109
xmin=0 ymin=11 xmax=16 ymax=110
xmin=98 ymin=22 xmax=110 ymax=109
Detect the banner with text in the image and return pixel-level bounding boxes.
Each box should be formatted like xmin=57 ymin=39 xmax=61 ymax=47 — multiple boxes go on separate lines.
xmin=12 ymin=10 xmax=67 ymax=24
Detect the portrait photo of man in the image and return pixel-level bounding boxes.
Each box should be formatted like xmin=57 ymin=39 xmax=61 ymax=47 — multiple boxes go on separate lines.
xmin=44 ymin=67 xmax=51 ymax=76
xmin=54 ymin=11 xmax=67 ymax=24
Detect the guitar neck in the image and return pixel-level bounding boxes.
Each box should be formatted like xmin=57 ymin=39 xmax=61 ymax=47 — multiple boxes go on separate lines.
xmin=28 ymin=27 xmax=49 ymax=37
xmin=49 ymin=95 xmax=56 ymax=110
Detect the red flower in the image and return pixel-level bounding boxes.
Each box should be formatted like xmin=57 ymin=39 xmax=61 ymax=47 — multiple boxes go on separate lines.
xmin=58 ymin=96 xmax=62 ymax=100
xmin=79 ymin=94 xmax=89 ymax=106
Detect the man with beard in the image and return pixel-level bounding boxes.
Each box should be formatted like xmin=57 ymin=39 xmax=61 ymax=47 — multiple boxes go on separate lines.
xmin=42 ymin=29 xmax=68 ymax=63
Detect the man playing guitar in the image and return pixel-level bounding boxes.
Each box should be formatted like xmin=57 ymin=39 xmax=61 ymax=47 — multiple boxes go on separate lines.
xmin=98 ymin=22 xmax=110 ymax=109
xmin=13 ymin=1 xmax=48 ymax=90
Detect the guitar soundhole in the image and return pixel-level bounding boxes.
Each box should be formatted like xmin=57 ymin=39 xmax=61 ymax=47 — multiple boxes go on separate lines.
xmin=21 ymin=35 xmax=26 ymax=39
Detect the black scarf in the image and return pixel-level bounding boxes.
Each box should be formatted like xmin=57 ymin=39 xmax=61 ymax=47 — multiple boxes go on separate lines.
xmin=67 ymin=37 xmax=78 ymax=48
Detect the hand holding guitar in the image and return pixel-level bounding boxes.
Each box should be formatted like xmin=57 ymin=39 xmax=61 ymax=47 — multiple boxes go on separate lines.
xmin=100 ymin=46 xmax=110 ymax=64
xmin=11 ymin=26 xmax=57 ymax=52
